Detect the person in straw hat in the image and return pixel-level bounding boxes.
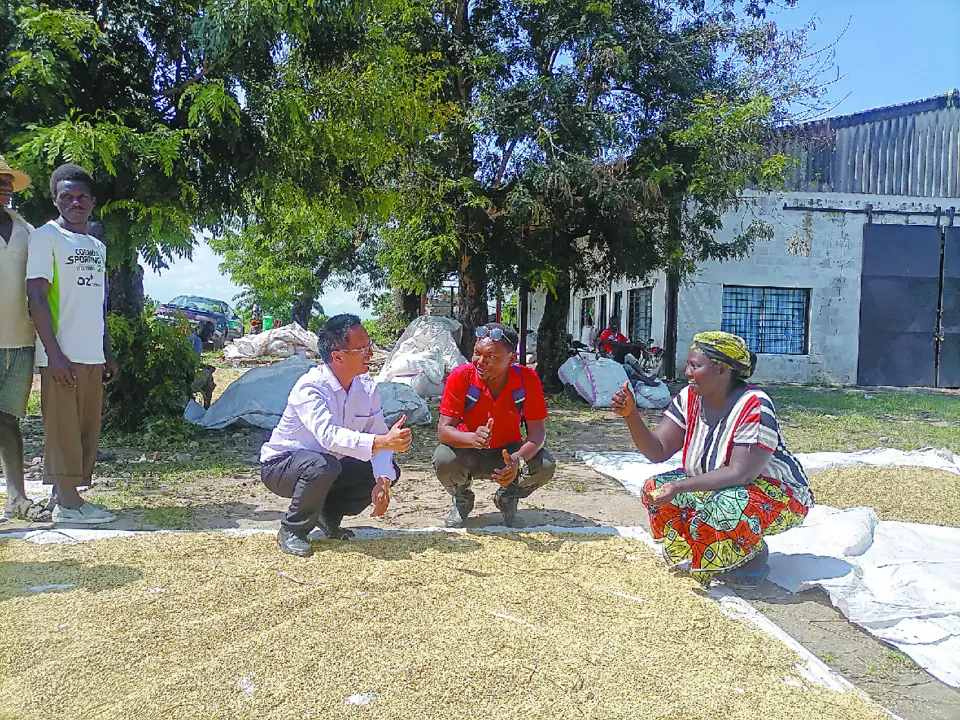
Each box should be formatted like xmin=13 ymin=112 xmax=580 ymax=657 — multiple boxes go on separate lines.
xmin=0 ymin=156 xmax=50 ymax=522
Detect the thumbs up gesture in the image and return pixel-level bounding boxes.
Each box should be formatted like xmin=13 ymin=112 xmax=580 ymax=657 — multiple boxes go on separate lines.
xmin=492 ymin=448 xmax=521 ymax=486
xmin=472 ymin=417 xmax=495 ymax=449
xmin=611 ymin=380 xmax=637 ymax=418
xmin=377 ymin=414 xmax=412 ymax=453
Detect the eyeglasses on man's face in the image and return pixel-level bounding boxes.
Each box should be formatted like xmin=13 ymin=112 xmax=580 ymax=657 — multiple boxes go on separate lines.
xmin=337 ymin=344 xmax=374 ymax=357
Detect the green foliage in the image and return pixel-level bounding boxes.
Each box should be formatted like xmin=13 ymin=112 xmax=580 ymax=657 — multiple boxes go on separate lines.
xmin=103 ymin=312 xmax=199 ymax=431
xmin=141 ymin=417 xmax=198 ymax=450
xmin=363 ymin=293 xmax=408 ymax=348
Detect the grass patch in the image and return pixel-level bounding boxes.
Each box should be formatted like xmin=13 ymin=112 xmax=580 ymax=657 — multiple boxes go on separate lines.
xmin=769 ymin=386 xmax=960 ymax=423
xmin=139 ymin=507 xmax=193 ymax=529
xmin=26 ymin=390 xmax=40 ymax=416
xmin=781 ymin=412 xmax=960 ymax=454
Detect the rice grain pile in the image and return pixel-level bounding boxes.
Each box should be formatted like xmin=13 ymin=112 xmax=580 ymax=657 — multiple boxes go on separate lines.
xmin=0 ymin=532 xmax=888 ymax=720
xmin=809 ymin=466 xmax=960 ymax=527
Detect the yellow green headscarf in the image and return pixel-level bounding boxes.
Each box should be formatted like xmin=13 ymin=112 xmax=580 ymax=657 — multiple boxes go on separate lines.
xmin=692 ymin=331 xmax=755 ymax=379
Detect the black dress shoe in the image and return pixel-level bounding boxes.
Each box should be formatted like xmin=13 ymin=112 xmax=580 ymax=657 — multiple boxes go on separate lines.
xmin=277 ymin=528 xmax=313 ymax=557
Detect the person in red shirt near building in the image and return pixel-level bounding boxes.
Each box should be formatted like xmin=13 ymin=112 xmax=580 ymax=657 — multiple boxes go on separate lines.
xmin=595 ymin=314 xmax=629 ymax=358
xmin=434 ymin=323 xmax=555 ymax=528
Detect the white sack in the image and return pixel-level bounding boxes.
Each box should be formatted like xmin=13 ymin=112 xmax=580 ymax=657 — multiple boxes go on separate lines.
xmin=572 ymin=358 xmax=630 ymax=408
xmin=377 ymin=316 xmax=468 ymax=398
xmin=224 ymin=323 xmax=319 ymax=360
xmin=633 ymin=380 xmax=672 ymax=410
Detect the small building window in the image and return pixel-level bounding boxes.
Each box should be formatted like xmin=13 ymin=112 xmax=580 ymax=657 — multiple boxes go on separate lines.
xmin=579 ymin=296 xmax=595 ymax=333
xmin=628 ymin=287 xmax=653 ymax=341
xmin=721 ymin=286 xmax=810 ymax=355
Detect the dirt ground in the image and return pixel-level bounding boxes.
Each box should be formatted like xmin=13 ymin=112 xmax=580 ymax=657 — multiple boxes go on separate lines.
xmin=3 ymin=389 xmax=959 ymax=719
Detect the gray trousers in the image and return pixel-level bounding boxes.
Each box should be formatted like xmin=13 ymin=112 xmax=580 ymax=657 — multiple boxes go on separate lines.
xmin=433 ymin=443 xmax=556 ymax=504
xmin=261 ymin=450 xmax=400 ymax=535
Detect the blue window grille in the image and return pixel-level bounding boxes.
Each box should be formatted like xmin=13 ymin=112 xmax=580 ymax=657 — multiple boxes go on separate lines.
xmin=721 ymin=286 xmax=810 ymax=355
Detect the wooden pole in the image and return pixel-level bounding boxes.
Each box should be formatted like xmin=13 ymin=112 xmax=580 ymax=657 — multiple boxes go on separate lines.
xmin=518 ymin=284 xmax=529 ymax=365
xmin=496 ymin=293 xmax=502 ymax=323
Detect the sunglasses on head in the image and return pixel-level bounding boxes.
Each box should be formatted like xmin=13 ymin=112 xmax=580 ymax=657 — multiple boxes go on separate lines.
xmin=475 ymin=325 xmax=506 ymax=341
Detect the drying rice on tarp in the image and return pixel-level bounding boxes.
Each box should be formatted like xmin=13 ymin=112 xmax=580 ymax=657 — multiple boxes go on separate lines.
xmin=809 ymin=465 xmax=960 ymax=527
xmin=0 ymin=532 xmax=888 ymax=720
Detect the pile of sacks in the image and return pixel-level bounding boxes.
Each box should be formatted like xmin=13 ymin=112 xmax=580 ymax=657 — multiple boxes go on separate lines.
xmin=376 ymin=316 xmax=468 ymax=398
xmin=559 ymin=353 xmax=671 ymax=410
xmin=224 ymin=323 xmax=319 ymax=360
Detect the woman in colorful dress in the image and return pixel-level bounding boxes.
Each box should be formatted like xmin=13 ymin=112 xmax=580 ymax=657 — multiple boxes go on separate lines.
xmin=611 ymin=331 xmax=812 ymax=586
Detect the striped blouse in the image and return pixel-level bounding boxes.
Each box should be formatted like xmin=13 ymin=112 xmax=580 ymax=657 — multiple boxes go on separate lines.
xmin=664 ymin=386 xmax=811 ymax=503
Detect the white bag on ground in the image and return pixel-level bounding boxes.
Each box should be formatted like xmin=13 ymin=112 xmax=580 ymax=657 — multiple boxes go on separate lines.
xmin=379 ymin=382 xmax=432 ymax=427
xmin=558 ymin=355 xmax=586 ymax=387
xmin=633 ymin=379 xmax=672 ymax=410
xmin=377 ymin=316 xmax=468 ymax=398
xmin=573 ymin=358 xmax=629 ymax=408
xmin=224 ymin=323 xmax=319 ymax=359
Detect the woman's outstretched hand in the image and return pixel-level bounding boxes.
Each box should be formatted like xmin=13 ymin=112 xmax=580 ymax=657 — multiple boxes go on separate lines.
xmin=611 ymin=380 xmax=637 ymax=418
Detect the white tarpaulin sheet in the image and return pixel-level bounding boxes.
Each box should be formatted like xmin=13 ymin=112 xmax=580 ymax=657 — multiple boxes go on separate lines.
xmin=224 ymin=323 xmax=319 ymax=359
xmin=579 ymin=448 xmax=960 ymax=688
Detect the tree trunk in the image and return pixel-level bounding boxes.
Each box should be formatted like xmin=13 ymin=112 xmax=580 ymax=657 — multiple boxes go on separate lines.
xmin=457 ymin=247 xmax=489 ymax=357
xmin=107 ymin=262 xmax=145 ymax=319
xmin=395 ymin=288 xmax=420 ymax=323
xmin=291 ymin=291 xmax=316 ymax=329
xmin=662 ymin=198 xmax=682 ymax=379
xmin=536 ymin=274 xmax=571 ymax=391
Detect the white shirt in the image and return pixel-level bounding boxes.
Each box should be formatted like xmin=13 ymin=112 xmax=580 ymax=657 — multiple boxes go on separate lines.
xmin=0 ymin=207 xmax=36 ymax=349
xmin=26 ymin=221 xmax=106 ymax=366
xmin=260 ymin=363 xmax=397 ymax=481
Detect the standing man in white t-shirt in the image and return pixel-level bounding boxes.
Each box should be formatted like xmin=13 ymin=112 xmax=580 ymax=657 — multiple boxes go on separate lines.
xmin=26 ymin=164 xmax=118 ymax=524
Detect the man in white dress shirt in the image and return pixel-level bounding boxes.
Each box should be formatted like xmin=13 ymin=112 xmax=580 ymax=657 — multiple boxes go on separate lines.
xmin=260 ymin=314 xmax=413 ymax=556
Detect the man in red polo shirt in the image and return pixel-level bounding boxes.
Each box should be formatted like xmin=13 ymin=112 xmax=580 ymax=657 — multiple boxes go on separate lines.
xmin=434 ymin=323 xmax=555 ymax=528
xmin=595 ymin=314 xmax=629 ymax=357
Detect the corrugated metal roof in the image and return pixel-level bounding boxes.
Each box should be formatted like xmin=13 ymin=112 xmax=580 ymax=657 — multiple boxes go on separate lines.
xmin=777 ymin=90 xmax=960 ymax=198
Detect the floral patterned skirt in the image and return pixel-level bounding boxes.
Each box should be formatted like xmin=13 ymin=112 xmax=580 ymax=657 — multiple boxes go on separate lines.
xmin=642 ymin=470 xmax=811 ymax=584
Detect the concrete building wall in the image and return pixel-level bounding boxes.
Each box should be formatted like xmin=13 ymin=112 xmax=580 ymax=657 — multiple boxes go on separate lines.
xmin=675 ymin=191 xmax=954 ymax=385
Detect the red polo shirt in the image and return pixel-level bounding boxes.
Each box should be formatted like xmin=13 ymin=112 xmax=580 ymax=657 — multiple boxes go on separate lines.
xmin=439 ymin=363 xmax=548 ymax=447
xmin=597 ymin=328 xmax=628 ymax=354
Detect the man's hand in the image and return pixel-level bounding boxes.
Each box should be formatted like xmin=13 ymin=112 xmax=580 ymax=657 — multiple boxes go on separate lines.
xmin=375 ymin=415 xmax=412 ymax=453
xmin=491 ymin=448 xmax=520 ymax=486
xmin=611 ymin=380 xmax=637 ymax=418
xmin=370 ymin=477 xmax=391 ymax=517
xmin=103 ymin=356 xmax=119 ymax=385
xmin=48 ymin=351 xmax=77 ymax=387
xmin=471 ymin=418 xmax=494 ymax=449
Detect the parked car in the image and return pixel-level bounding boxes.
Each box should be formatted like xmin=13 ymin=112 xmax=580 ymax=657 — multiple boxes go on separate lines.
xmin=156 ymin=295 xmax=243 ymax=350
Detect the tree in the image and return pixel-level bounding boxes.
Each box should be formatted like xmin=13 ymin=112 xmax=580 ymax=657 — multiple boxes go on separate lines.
xmin=1 ymin=0 xmax=378 ymax=317
xmin=375 ymin=0 xmax=833 ymax=382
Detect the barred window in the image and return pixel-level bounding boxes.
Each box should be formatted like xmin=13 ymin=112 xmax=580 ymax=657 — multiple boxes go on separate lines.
xmin=579 ymin=296 xmax=595 ymax=333
xmin=721 ymin=286 xmax=810 ymax=355
xmin=628 ymin=287 xmax=653 ymax=341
